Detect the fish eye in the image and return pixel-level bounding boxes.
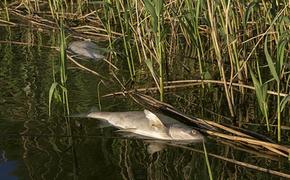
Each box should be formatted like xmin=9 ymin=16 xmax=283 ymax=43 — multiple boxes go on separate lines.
xmin=191 ymin=130 xmax=197 ymax=135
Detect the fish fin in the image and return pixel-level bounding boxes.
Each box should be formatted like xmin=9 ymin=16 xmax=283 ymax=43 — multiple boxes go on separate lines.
xmin=144 ymin=110 xmax=166 ymax=130
xmin=147 ymin=143 xmax=166 ymax=154
xmin=95 ymin=121 xmax=112 ymax=128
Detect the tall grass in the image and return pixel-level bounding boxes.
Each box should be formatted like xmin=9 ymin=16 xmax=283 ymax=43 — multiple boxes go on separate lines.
xmin=6 ymin=0 xmax=290 ymax=141
xmin=116 ymin=0 xmax=136 ymax=80
xmin=143 ymin=0 xmax=165 ymax=101
xmin=206 ymin=1 xmax=235 ymax=117
xmin=76 ymin=1 xmax=290 ymax=140
xmin=261 ymin=4 xmax=290 ymax=141
xmin=184 ymin=0 xmax=205 ymax=82
xmin=48 ymin=0 xmax=70 ymax=116
xmin=249 ymin=67 xmax=269 ymax=131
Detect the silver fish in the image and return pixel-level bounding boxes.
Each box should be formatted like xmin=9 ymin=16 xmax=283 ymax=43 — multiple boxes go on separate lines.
xmin=68 ymin=41 xmax=105 ymax=60
xmin=76 ymin=109 xmax=204 ymax=142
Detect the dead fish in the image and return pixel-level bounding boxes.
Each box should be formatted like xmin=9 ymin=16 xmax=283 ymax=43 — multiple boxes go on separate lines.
xmin=71 ymin=109 xmax=204 ymax=142
xmin=67 ymin=41 xmax=105 ymax=60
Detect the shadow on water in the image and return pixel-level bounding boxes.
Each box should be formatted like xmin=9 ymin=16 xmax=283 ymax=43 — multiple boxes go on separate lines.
xmin=0 ymin=15 xmax=290 ymax=180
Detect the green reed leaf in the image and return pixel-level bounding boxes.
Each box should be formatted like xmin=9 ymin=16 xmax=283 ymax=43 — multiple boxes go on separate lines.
xmin=250 ymin=68 xmax=269 ymax=130
xmin=143 ymin=0 xmax=158 ymax=32
xmin=277 ymin=37 xmax=289 ymax=73
xmin=280 ymin=95 xmax=290 ymax=112
xmin=264 ymin=36 xmax=279 ymax=82
xmin=243 ymin=2 xmax=258 ymax=29
xmin=144 ymin=58 xmax=159 ymax=88
xmin=250 ymin=69 xmax=263 ymax=106
xmin=155 ymin=0 xmax=163 ymax=16
xmin=49 ymin=82 xmax=59 ymax=116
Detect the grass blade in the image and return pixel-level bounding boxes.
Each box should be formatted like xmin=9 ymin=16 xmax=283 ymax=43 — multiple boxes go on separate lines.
xmin=203 ymin=141 xmax=213 ymax=180
xmin=49 ymin=82 xmax=59 ymax=116
xmin=264 ymin=36 xmax=279 ymax=82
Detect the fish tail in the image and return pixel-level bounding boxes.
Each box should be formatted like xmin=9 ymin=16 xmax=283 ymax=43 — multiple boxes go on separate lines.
xmin=67 ymin=113 xmax=90 ymax=118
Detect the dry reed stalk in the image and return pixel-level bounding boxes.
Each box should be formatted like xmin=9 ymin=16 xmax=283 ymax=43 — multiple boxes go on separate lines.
xmin=103 ymin=79 xmax=289 ymax=97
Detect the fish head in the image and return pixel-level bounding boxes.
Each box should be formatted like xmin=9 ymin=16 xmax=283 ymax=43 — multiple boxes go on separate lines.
xmin=168 ymin=124 xmax=204 ymax=142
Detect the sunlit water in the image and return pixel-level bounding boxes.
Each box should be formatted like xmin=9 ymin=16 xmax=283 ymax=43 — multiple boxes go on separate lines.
xmin=0 ymin=24 xmax=290 ymax=179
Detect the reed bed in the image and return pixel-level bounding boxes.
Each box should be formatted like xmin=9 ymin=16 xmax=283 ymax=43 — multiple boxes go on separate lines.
xmin=1 ymin=1 xmax=290 ymax=141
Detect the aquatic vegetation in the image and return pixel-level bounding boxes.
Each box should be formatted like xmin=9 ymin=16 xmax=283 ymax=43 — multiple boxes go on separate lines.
xmin=7 ymin=0 xmax=287 ymax=141
xmin=48 ymin=2 xmax=70 ymax=116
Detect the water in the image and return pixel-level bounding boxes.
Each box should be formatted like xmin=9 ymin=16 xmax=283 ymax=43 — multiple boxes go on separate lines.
xmin=0 ymin=23 xmax=290 ymax=179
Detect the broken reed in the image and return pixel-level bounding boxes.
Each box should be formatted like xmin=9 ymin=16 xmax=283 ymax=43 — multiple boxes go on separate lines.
xmin=7 ymin=1 xmax=290 ymax=141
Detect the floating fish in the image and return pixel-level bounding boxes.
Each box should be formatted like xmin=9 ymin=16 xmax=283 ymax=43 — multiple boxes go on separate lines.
xmin=67 ymin=41 xmax=105 ymax=60
xmin=72 ymin=109 xmax=204 ymax=142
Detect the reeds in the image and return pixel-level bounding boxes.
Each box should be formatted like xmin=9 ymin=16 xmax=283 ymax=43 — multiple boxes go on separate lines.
xmin=48 ymin=0 xmax=70 ymax=116
xmin=115 ymin=0 xmax=136 ymax=79
xmin=4 ymin=0 xmax=290 ymax=141
xmin=143 ymin=0 xmax=165 ymax=101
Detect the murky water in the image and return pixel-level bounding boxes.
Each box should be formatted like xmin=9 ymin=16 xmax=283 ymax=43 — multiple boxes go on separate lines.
xmin=1 ymin=24 xmax=290 ymax=179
